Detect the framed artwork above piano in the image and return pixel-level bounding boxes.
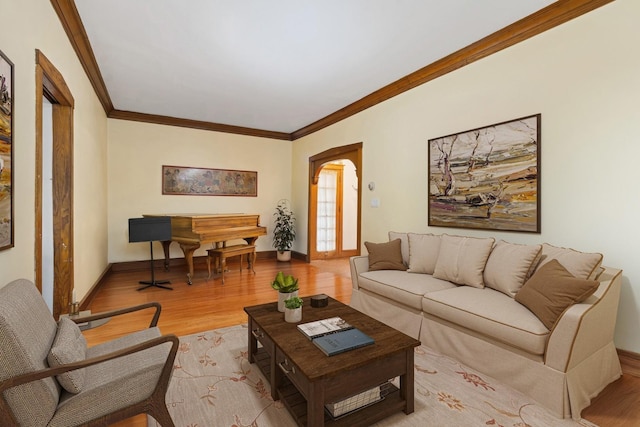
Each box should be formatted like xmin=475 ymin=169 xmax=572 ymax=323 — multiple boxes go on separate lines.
xmin=162 ymin=165 xmax=258 ymax=197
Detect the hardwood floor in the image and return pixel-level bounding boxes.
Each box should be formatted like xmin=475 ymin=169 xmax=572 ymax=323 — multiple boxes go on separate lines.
xmin=83 ymin=257 xmax=638 ymax=426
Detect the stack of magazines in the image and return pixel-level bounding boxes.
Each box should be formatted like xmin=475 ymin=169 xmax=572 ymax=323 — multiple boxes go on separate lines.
xmin=297 ymin=317 xmax=374 ymax=356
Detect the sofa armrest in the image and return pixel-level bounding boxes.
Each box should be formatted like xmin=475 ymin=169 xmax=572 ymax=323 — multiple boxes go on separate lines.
xmin=544 ymin=267 xmax=622 ymax=372
xmin=349 ymin=255 xmax=370 ymax=290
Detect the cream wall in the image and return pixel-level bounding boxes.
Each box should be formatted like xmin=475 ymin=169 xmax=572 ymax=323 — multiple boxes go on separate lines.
xmin=0 ymin=0 xmax=109 ymax=300
xmin=292 ymin=0 xmax=640 ymax=352
xmin=107 ymin=119 xmax=291 ymax=263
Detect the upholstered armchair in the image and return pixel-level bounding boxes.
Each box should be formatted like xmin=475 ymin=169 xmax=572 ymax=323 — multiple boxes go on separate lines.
xmin=0 ymin=279 xmax=178 ymax=426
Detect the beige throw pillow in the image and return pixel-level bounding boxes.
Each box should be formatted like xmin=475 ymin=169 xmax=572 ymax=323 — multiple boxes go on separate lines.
xmin=47 ymin=317 xmax=87 ymax=394
xmin=433 ymin=234 xmax=495 ymax=288
xmin=535 ymin=243 xmax=603 ymax=280
xmin=388 ymin=231 xmax=409 ymax=266
xmin=365 ymin=239 xmax=407 ymax=271
xmin=516 ymin=259 xmax=599 ymax=330
xmin=484 ymin=241 xmax=542 ymax=297
xmin=407 ymin=233 xmax=441 ymax=274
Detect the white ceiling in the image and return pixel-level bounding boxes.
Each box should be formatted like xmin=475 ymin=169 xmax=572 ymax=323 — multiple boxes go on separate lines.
xmin=74 ymin=0 xmax=555 ymax=134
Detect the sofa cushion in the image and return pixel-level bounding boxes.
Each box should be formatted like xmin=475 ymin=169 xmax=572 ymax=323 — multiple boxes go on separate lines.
xmin=407 ymin=233 xmax=441 ymax=274
xmin=359 ymin=270 xmax=456 ymax=310
xmin=422 ymin=286 xmax=550 ymax=355
xmin=516 ymin=259 xmax=599 ymax=330
xmin=483 ymin=241 xmax=542 ymax=298
xmin=433 ymin=234 xmax=495 ymax=288
xmin=364 ymin=239 xmax=406 ymax=271
xmin=48 ymin=317 xmax=87 ymax=394
xmin=535 ymin=243 xmax=603 ymax=280
xmin=388 ymin=231 xmax=409 ymax=266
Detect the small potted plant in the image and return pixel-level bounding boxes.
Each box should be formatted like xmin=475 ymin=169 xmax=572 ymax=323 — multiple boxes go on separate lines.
xmin=284 ymin=296 xmax=304 ymax=323
xmin=273 ymin=199 xmax=296 ymax=261
xmin=272 ymin=271 xmax=299 ymax=312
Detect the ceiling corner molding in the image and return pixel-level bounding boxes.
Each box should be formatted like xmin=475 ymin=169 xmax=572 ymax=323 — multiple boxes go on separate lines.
xmin=290 ymin=0 xmax=614 ymax=140
xmin=108 ymin=110 xmax=293 ymax=141
xmin=50 ymin=0 xmax=113 ymax=113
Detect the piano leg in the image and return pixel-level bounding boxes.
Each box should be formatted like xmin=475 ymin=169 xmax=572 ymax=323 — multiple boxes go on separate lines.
xmin=179 ymin=242 xmax=201 ymax=285
xmin=161 ymin=240 xmax=172 ymax=271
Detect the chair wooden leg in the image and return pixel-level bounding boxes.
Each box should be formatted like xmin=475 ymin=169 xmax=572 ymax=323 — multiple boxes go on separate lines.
xmin=148 ymin=405 xmax=175 ymax=427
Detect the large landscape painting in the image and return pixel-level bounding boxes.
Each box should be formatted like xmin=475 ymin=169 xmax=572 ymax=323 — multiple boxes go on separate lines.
xmin=428 ymin=114 xmax=540 ymax=233
xmin=163 ymin=165 xmax=258 ymax=196
xmin=0 ymin=50 xmax=13 ymax=250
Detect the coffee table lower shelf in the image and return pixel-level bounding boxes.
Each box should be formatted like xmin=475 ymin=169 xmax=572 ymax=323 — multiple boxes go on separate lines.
xmin=278 ymin=379 xmax=403 ymax=427
xmin=253 ymin=347 xmax=405 ymax=427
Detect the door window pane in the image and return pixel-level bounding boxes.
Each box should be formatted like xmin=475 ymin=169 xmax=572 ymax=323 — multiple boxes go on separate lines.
xmin=317 ymin=169 xmax=337 ymax=252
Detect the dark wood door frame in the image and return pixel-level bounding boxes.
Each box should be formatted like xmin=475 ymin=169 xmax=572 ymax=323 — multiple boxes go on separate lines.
xmin=308 ymin=143 xmax=362 ymax=261
xmin=35 ymin=50 xmax=75 ymax=319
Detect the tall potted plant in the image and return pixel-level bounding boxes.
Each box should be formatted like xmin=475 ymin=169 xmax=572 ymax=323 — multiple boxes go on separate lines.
xmin=273 ymin=199 xmax=295 ymax=261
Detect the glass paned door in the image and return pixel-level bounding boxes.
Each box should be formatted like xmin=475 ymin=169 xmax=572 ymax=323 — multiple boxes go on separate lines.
xmin=317 ymin=168 xmax=338 ymax=253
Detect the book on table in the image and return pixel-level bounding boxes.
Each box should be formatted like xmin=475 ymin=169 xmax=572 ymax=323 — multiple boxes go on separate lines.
xmin=297 ymin=316 xmax=354 ymax=340
xmin=312 ymin=328 xmax=374 ymax=356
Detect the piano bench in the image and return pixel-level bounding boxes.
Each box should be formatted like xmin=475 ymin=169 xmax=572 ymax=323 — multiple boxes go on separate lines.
xmin=207 ymin=244 xmax=257 ymax=284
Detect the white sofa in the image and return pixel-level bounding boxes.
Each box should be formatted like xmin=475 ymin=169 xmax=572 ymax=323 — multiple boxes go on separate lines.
xmin=349 ymin=232 xmax=622 ymax=420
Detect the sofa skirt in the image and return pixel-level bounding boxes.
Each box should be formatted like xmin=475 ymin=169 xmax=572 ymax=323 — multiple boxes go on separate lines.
xmin=420 ymin=313 xmax=570 ymax=418
xmin=420 ymin=313 xmax=621 ymax=420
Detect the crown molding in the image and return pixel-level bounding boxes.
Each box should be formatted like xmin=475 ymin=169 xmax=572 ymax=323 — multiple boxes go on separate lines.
xmin=50 ymin=0 xmax=113 ymax=112
xmin=290 ymin=0 xmax=614 ymax=140
xmin=51 ymin=0 xmax=613 ymax=141
xmin=109 ymin=110 xmax=292 ymax=140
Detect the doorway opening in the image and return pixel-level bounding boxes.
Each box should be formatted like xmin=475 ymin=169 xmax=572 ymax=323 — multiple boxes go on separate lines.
xmin=308 ymin=143 xmax=362 ymax=261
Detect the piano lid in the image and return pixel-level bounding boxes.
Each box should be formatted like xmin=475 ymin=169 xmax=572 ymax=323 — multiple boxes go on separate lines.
xmin=143 ymin=213 xmax=265 ymax=242
xmin=145 ymin=213 xmax=245 ymax=218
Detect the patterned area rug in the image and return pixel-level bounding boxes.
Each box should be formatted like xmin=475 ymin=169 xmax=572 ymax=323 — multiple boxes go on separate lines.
xmin=148 ymin=324 xmax=597 ymax=427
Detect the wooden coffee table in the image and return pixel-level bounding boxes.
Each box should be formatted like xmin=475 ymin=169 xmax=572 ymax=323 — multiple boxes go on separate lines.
xmin=244 ymin=296 xmax=420 ymax=427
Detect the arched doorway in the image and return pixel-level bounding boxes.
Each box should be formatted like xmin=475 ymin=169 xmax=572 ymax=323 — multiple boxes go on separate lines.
xmin=308 ymin=143 xmax=362 ymax=261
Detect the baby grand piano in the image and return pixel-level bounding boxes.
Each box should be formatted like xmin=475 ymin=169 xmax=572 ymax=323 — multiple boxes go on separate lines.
xmin=144 ymin=214 xmax=267 ymax=284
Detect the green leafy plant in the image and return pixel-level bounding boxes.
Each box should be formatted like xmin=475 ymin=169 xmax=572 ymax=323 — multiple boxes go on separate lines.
xmin=271 ymin=271 xmax=299 ymax=293
xmin=273 ymin=199 xmax=296 ymax=252
xmin=284 ymin=296 xmax=304 ymax=309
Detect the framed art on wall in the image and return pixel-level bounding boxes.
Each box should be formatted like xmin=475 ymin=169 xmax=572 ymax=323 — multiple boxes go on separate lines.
xmin=162 ymin=165 xmax=258 ymax=196
xmin=0 ymin=49 xmax=13 ymax=251
xmin=428 ymin=114 xmax=541 ymax=233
